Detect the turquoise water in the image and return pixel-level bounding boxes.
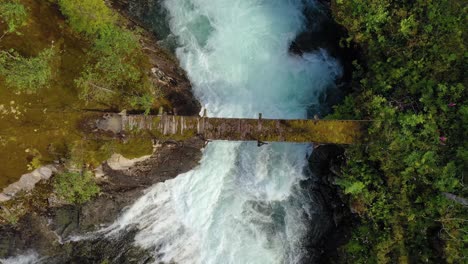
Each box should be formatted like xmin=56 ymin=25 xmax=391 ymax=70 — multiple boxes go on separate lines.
xmin=107 ymin=1 xmax=342 ymax=263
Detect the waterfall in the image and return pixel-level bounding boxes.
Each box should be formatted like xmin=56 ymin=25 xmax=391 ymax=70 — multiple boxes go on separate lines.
xmin=105 ymin=0 xmax=342 ymax=263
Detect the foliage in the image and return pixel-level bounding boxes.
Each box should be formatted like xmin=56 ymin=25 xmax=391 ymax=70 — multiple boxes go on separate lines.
xmin=0 ymin=207 xmax=21 ymax=225
xmin=53 ymin=170 xmax=100 ymax=204
xmin=56 ymin=0 xmax=156 ymax=109
xmin=57 ymin=0 xmax=115 ymax=35
xmin=130 ymin=93 xmax=155 ymax=115
xmin=0 ymin=47 xmax=55 ymax=92
xmin=76 ymin=25 xmax=153 ymax=108
xmin=0 ymin=0 xmax=27 ymax=37
xmin=26 ymin=148 xmax=43 ymax=171
xmin=330 ymin=0 xmax=467 ymax=263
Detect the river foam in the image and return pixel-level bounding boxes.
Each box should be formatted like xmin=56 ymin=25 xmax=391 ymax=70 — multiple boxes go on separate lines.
xmin=0 ymin=251 xmax=40 ymax=264
xmin=105 ymin=1 xmax=342 ymax=263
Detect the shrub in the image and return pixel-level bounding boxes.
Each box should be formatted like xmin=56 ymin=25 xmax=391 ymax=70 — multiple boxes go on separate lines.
xmin=57 ymin=0 xmax=115 ymax=35
xmin=76 ymin=25 xmax=152 ymax=107
xmin=53 ymin=170 xmax=100 ymax=204
xmin=0 ymin=207 xmax=21 ymax=226
xmin=0 ymin=0 xmax=28 ymax=37
xmin=57 ymin=0 xmax=156 ymax=109
xmin=0 ymin=47 xmax=55 ymax=92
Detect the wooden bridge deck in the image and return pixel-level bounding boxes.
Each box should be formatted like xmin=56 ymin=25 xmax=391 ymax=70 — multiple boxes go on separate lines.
xmin=92 ymin=113 xmax=369 ymax=144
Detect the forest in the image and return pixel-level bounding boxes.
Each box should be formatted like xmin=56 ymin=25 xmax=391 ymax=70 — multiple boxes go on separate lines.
xmin=329 ymin=0 xmax=467 ymax=262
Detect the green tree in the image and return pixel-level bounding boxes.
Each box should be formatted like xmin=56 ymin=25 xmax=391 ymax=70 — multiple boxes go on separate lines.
xmin=56 ymin=0 xmax=157 ymax=109
xmin=53 ymin=170 xmax=100 ymax=204
xmin=329 ymin=0 xmax=467 ymax=262
xmin=0 ymin=0 xmax=27 ymax=40
xmin=0 ymin=47 xmax=55 ymax=92
xmin=58 ymin=0 xmax=115 ymax=35
xmin=76 ymin=25 xmax=154 ymax=108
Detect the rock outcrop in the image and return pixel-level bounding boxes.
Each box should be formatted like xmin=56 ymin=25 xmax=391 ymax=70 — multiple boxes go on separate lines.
xmin=290 ymin=1 xmax=360 ymax=117
xmin=95 ymin=153 xmax=153 ymax=179
xmin=111 ymin=0 xmax=201 ymax=116
xmin=0 ymin=165 xmax=57 ymax=202
xmin=307 ymin=144 xmax=354 ymax=263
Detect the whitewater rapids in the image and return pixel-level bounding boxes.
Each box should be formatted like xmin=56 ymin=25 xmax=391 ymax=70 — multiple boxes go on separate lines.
xmin=105 ymin=0 xmax=342 ymax=263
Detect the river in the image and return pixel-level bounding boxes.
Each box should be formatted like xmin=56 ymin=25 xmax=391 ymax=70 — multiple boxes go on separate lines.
xmin=100 ymin=0 xmax=343 ymax=263
xmin=0 ymin=0 xmax=343 ymax=263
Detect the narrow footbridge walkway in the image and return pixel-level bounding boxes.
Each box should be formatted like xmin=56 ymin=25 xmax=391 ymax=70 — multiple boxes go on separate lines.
xmin=93 ymin=113 xmax=369 ymax=144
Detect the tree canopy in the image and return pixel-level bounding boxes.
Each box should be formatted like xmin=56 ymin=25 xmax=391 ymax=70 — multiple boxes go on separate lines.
xmin=329 ymin=0 xmax=467 ymax=262
xmin=0 ymin=0 xmax=27 ymax=38
xmin=0 ymin=47 xmax=55 ymax=93
xmin=57 ymin=0 xmax=156 ymax=111
xmin=53 ymin=170 xmax=100 ymax=204
xmin=57 ymin=0 xmax=115 ymax=35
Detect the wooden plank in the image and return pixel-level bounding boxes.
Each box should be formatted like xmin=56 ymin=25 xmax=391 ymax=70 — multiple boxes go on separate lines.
xmin=93 ymin=114 xmax=368 ymax=144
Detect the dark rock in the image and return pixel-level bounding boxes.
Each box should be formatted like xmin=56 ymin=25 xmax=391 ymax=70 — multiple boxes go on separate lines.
xmin=50 ymin=206 xmax=80 ymax=238
xmin=308 ymin=145 xmax=344 ymax=184
xmin=287 ymin=146 xmax=349 ymax=263
xmin=291 ymin=3 xmax=361 ymax=117
xmin=73 ymin=138 xmax=203 ymax=233
xmin=45 ymin=230 xmax=154 ymax=264
xmin=306 ymin=145 xmax=354 ymax=264
xmin=111 ymin=0 xmax=171 ymax=41
xmin=0 ymin=226 xmax=23 ymax=257
xmin=111 ymin=0 xmax=201 ymax=116
xmin=75 ymin=138 xmax=205 ymax=233
xmin=0 ymin=214 xmax=58 ymax=258
xmin=296 ymin=182 xmax=331 ymax=263
xmin=136 ymin=30 xmax=201 ymax=115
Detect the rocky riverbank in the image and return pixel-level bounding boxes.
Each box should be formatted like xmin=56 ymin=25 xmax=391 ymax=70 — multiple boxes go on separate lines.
xmin=291 ymin=2 xmax=358 ymax=262
xmin=306 ymin=145 xmax=354 ymax=263
xmin=0 ymin=138 xmax=204 ymax=262
xmin=108 ymin=0 xmax=200 ymax=116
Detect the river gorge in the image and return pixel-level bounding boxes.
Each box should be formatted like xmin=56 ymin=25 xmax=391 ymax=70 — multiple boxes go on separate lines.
xmin=2 ymin=0 xmax=349 ymax=263
xmin=102 ymin=0 xmax=342 ymax=263
xmin=2 ymin=0 xmax=465 ymax=262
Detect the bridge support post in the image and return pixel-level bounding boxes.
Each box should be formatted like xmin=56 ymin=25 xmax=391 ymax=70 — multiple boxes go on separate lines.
xmin=257 ymin=113 xmax=267 ymax=147
xmin=198 ymin=109 xmax=207 ymax=138
xmin=257 ymin=113 xmax=263 ymax=132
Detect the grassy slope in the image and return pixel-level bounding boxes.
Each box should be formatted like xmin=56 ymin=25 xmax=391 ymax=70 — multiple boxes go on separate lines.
xmin=0 ymin=0 xmax=90 ymax=186
xmin=0 ymin=0 xmax=153 ymax=188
